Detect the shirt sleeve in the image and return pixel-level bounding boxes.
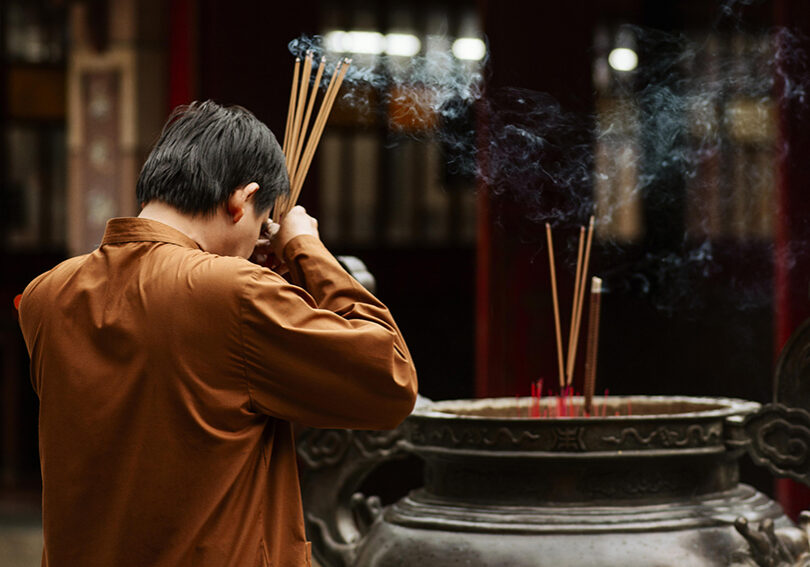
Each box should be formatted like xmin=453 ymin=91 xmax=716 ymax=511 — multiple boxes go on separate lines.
xmin=238 ymin=235 xmax=418 ymax=429
xmin=18 ymin=272 xmax=48 ymax=395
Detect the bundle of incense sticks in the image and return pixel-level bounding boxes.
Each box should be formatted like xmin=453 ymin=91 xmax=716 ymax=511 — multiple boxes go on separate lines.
xmin=274 ymin=52 xmax=351 ymax=220
xmin=516 ymin=386 xmax=639 ymax=418
xmin=545 ymin=217 xmax=595 ymax=389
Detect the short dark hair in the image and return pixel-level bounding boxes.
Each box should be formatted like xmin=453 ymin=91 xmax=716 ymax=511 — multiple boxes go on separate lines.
xmin=136 ymin=100 xmax=288 ymax=215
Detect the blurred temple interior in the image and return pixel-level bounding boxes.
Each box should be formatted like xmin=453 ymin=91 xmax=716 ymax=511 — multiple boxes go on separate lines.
xmin=2 ymin=0 xmax=810 ymax=565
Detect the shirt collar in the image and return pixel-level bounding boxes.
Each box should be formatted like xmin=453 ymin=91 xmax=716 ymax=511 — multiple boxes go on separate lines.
xmin=101 ymin=218 xmax=203 ymax=250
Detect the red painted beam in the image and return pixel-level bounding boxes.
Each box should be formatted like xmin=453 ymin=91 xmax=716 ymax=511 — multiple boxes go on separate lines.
xmin=773 ymin=0 xmax=810 ymax=521
xmin=169 ymin=0 xmax=197 ymax=111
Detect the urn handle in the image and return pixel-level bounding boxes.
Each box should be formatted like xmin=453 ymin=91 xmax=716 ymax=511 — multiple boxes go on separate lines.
xmin=736 ymin=403 xmax=810 ymax=488
xmin=296 ymin=397 xmax=429 ymax=567
xmin=723 ymin=403 xmax=810 ymax=486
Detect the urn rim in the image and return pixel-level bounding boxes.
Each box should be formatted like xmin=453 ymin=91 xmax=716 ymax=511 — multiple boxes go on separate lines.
xmin=410 ymin=395 xmax=760 ymax=422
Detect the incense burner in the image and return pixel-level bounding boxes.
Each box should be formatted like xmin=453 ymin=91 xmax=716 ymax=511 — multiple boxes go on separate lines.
xmin=298 ymin=395 xmax=790 ymax=567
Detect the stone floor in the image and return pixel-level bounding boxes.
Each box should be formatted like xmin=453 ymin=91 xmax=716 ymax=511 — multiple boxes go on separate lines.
xmin=0 ymin=495 xmax=323 ymax=567
xmin=0 ymin=497 xmax=42 ymax=567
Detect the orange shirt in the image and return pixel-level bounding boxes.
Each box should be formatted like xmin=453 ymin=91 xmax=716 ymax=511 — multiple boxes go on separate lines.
xmin=18 ymin=218 xmax=418 ymax=567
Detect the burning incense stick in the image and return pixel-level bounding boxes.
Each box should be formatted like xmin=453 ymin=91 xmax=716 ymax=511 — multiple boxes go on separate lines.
xmin=565 ymin=226 xmax=585 ymax=384
xmin=583 ymin=276 xmax=603 ymax=415
xmin=277 ymin=57 xmax=302 ymax=219
xmin=566 ymin=216 xmax=595 ymax=386
xmin=283 ymin=57 xmax=300 ymax=161
xmin=545 ymin=223 xmax=566 ymax=388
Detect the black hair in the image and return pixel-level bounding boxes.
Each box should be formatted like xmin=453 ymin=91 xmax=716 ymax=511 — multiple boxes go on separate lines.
xmin=136 ymin=100 xmax=288 ymax=215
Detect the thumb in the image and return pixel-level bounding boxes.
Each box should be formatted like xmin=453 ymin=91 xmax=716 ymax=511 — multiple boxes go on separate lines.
xmin=263 ymin=219 xmax=280 ymax=238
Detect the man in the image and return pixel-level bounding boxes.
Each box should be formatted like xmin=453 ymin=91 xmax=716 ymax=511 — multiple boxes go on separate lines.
xmin=18 ymin=101 xmax=418 ymax=567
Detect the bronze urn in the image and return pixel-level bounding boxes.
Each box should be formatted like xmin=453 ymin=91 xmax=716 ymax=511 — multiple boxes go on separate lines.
xmin=298 ymin=395 xmax=793 ymax=566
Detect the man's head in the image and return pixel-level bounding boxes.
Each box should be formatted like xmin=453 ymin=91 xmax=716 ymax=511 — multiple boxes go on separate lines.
xmin=137 ymin=100 xmax=288 ymax=217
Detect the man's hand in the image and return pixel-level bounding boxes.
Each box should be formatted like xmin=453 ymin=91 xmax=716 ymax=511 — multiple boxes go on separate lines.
xmin=250 ymin=207 xmax=320 ymax=273
xmin=250 ymin=219 xmax=285 ymax=272
xmin=271 ymin=206 xmax=320 ymax=259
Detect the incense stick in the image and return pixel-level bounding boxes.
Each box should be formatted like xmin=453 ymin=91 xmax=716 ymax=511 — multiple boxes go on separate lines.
xmin=283 ymin=57 xmax=301 ymax=169
xmin=583 ymin=276 xmax=603 ymax=415
xmin=565 ymin=226 xmax=585 ymax=384
xmin=567 ymin=216 xmax=595 ymax=386
xmin=545 ymin=223 xmax=566 ymax=388
xmin=288 ymin=51 xmax=314 ymax=182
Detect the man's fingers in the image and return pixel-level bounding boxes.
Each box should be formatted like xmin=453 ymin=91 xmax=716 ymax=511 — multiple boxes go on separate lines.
xmin=271 ymin=206 xmax=320 ymax=258
xmin=262 ymin=220 xmax=280 ymax=238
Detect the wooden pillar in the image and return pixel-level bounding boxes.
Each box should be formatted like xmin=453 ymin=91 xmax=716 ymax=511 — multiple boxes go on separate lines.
xmin=67 ymin=0 xmax=168 ymax=255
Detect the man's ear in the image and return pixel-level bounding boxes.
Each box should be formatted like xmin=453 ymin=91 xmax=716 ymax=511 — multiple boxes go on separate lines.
xmin=227 ymin=182 xmax=260 ymax=223
xmin=242 ymin=182 xmax=260 ymax=203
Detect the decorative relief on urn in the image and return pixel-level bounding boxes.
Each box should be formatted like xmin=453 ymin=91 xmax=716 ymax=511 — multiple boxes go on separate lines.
xmin=601 ymin=423 xmax=721 ymax=450
xmin=297 ymin=429 xmax=353 ymax=470
xmin=551 ymin=427 xmax=586 ymax=451
xmin=352 ymin=430 xmax=405 ymax=459
xmin=481 ymin=427 xmax=543 ymax=448
xmin=731 ymin=515 xmax=810 ymax=567
xmin=581 ymin=468 xmax=694 ymax=498
xmin=409 ymin=422 xmax=547 ymax=450
xmin=298 ymin=428 xmax=406 ymax=470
